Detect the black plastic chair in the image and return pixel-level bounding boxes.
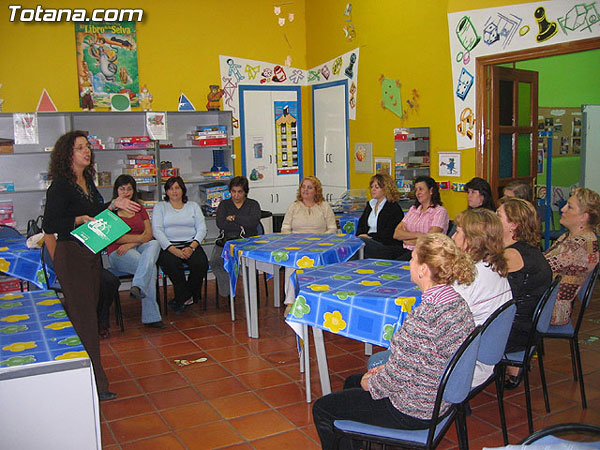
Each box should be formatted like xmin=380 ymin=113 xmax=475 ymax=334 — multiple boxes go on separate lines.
xmin=521 ymin=422 xmax=600 ymax=445
xmin=332 ymin=326 xmax=483 ymax=450
xmin=499 ymin=276 xmax=561 ymax=435
xmin=538 ymin=263 xmax=599 ymax=410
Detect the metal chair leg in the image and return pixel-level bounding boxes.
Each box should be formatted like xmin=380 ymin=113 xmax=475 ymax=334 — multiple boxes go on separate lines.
xmin=573 ymin=338 xmax=587 ymax=409
xmin=537 ymin=349 xmax=551 ymax=413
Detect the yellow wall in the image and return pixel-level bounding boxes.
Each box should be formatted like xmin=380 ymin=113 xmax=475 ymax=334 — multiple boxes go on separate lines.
xmin=0 ymin=0 xmax=537 ymax=216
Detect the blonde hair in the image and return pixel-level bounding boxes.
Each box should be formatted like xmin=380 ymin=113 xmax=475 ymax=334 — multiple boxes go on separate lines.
xmin=296 ymin=175 xmax=324 ymax=203
xmin=370 ymin=173 xmax=401 ymax=202
xmin=497 ymin=197 xmax=541 ymax=247
xmin=571 ymin=187 xmax=600 ymax=232
xmin=455 ymin=208 xmax=508 ymax=277
xmin=414 ymin=233 xmax=476 ymax=285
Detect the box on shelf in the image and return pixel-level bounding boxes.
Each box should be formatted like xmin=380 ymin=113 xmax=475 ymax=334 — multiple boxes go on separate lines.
xmin=201 ymin=171 xmax=232 ymax=180
xmin=160 ymin=168 xmax=180 ymax=179
xmin=0 ymin=275 xmax=26 ymax=294
xmin=0 ymin=182 xmax=15 ymax=192
xmin=189 ymin=125 xmax=228 ymax=147
xmin=199 ymin=182 xmax=231 ymax=211
xmin=0 ymin=138 xmax=14 ymax=153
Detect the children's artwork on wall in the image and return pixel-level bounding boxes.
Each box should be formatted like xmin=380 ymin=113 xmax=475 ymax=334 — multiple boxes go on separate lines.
xmin=448 ymin=0 xmax=600 ymax=150
xmin=538 ymin=107 xmax=583 ymax=156
xmin=36 ymin=89 xmax=57 ymax=112
xmin=146 ymin=112 xmax=167 ymax=140
xmin=274 ymin=101 xmax=299 ymax=175
xmin=375 ymin=157 xmax=392 ymax=176
xmin=439 ymin=153 xmax=461 ymax=177
xmin=219 ymin=48 xmax=360 ymax=136
xmin=379 ymin=76 xmax=403 ymax=118
xmin=13 ymin=113 xmax=38 ymax=145
xmin=75 ymin=21 xmax=139 ymax=109
xmin=343 ymin=3 xmax=356 ymax=41
xmin=178 ymin=93 xmax=195 ymax=111
xmin=354 ymin=143 xmax=373 ymax=173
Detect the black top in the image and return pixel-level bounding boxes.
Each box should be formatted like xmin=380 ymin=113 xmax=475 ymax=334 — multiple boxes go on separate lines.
xmin=43 ymin=177 xmax=109 ymax=242
xmin=216 ymin=198 xmax=262 ymax=240
xmin=507 ymin=240 xmax=553 ymax=337
xmin=357 ymin=200 xmax=405 ymax=246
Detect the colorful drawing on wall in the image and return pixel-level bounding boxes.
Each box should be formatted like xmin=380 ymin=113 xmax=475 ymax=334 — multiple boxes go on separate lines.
xmin=75 ymin=22 xmax=139 ymax=109
xmin=456 ymin=16 xmax=481 ymax=53
xmin=178 ymin=93 xmax=195 ymax=111
xmin=483 ymin=13 xmax=522 ymax=49
xmin=534 ymin=6 xmax=559 ymax=42
xmin=272 ymin=65 xmax=287 ymax=82
xmin=245 ymin=64 xmax=260 ymax=80
xmin=456 ymin=68 xmax=474 ymax=100
xmin=321 ymin=65 xmax=331 ymax=80
xmin=274 ymin=101 xmax=299 ymax=175
xmin=226 ymin=58 xmax=245 ymax=82
xmin=439 ymin=153 xmax=461 ymax=177
xmin=375 ymin=158 xmax=392 ymax=176
xmin=457 ymin=107 xmax=474 ymax=140
xmin=343 ymin=3 xmax=356 ymax=41
xmin=345 ymin=53 xmax=357 ymax=78
xmin=332 ymin=57 xmax=343 ymax=75
xmin=558 ymin=3 xmax=600 ymax=34
xmin=379 ymin=76 xmax=403 ymax=119
xmin=354 ymin=143 xmax=373 ymax=173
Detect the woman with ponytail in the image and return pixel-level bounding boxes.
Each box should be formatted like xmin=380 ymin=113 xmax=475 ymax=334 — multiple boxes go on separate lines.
xmin=312 ymin=234 xmax=476 ymax=450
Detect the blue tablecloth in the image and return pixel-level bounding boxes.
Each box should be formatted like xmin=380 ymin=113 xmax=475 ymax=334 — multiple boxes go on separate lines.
xmin=222 ymin=233 xmax=364 ymax=294
xmin=337 ymin=213 xmax=362 ymax=235
xmin=0 ymin=290 xmax=88 ymax=368
xmin=0 ymin=236 xmax=57 ymax=290
xmin=286 ymin=259 xmax=422 ymax=348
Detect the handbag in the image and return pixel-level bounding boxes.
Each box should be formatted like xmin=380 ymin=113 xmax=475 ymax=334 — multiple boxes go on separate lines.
xmin=26 ymin=215 xmax=44 ymax=238
xmin=215 ymin=226 xmax=245 ymax=247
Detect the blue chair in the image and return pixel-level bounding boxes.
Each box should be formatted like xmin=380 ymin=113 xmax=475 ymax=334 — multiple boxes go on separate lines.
xmin=538 ymin=263 xmax=599 ymax=410
xmin=521 ymin=422 xmax=600 ymax=446
xmin=332 ymin=325 xmax=483 ymax=450
xmin=463 ymin=300 xmax=517 ymax=445
xmin=500 ymin=276 xmax=561 ymax=435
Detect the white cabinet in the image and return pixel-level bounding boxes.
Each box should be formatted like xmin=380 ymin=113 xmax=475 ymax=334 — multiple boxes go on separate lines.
xmin=313 ymin=81 xmax=349 ymax=203
xmin=239 ymin=86 xmax=303 ymax=214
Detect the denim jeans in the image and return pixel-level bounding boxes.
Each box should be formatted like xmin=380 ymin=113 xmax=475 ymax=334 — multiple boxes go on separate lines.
xmin=108 ymin=240 xmax=162 ymax=324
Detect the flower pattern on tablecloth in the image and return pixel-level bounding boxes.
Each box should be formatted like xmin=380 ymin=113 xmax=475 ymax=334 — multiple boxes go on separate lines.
xmin=323 ymin=311 xmax=346 ymax=333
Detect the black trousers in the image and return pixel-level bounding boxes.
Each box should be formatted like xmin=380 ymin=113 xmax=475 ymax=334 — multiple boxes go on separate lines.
xmin=312 ymin=374 xmax=430 ymax=450
xmin=158 ymin=245 xmax=208 ymax=306
xmin=97 ymin=269 xmax=120 ymax=330
xmin=54 ymin=241 xmax=108 ymax=393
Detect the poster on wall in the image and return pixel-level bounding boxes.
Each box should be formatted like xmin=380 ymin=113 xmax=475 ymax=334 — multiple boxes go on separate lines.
xmin=354 ymin=143 xmax=373 ymax=173
xmin=439 ymin=153 xmax=461 ymax=177
xmin=538 ymin=107 xmax=582 ymax=156
xmin=374 ymin=158 xmax=392 ymax=176
xmin=448 ymin=0 xmax=600 ymax=149
xmin=274 ymin=101 xmax=299 ymax=175
xmin=75 ymin=22 xmax=139 ymax=109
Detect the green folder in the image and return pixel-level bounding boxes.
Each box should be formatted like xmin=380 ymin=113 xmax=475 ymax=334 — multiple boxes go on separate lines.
xmin=70 ymin=209 xmax=131 ymax=254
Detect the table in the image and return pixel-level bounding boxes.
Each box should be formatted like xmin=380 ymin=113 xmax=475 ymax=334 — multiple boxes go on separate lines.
xmin=223 ymin=233 xmax=364 ymax=338
xmin=286 ymin=259 xmax=422 ymax=400
xmin=0 ymin=236 xmax=57 ymax=290
xmin=336 ymin=212 xmax=362 ymax=235
xmin=0 ymin=290 xmax=101 ymax=449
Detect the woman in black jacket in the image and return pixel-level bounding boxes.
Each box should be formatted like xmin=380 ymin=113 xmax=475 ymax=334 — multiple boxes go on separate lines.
xmin=357 ymin=173 xmax=405 ymax=259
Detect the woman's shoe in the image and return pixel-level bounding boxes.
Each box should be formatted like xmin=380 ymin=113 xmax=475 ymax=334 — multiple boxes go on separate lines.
xmin=504 ymin=370 xmax=523 ymax=390
xmin=130 ymin=286 xmax=145 ymax=299
xmin=98 ymin=391 xmax=117 ymax=401
xmin=99 ymin=328 xmax=111 ymax=339
xmin=144 ymin=321 xmax=167 ymax=329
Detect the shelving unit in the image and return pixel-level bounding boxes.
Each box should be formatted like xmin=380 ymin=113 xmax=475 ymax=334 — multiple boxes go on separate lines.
xmin=0 ymin=111 xmax=234 ymax=253
xmin=394 ymin=127 xmax=430 ymax=202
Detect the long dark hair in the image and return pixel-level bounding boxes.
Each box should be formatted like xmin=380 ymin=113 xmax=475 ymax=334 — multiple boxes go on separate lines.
xmin=48 ymin=130 xmax=95 ymax=182
xmin=465 ymin=177 xmax=495 ymax=210
xmin=414 ymin=176 xmax=442 ymax=207
xmin=112 ymin=174 xmax=140 ymax=204
xmin=163 ymin=176 xmax=188 ymax=203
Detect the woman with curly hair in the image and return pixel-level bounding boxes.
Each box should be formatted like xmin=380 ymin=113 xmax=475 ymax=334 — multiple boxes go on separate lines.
xmin=497 ymin=197 xmax=552 ymax=389
xmin=544 ymin=187 xmax=600 ymax=325
xmin=43 ymin=130 xmax=140 ymax=401
xmin=393 ymin=175 xmax=449 ymax=260
xmin=356 ymin=173 xmax=405 ymax=259
xmin=313 ymin=234 xmax=476 ymax=450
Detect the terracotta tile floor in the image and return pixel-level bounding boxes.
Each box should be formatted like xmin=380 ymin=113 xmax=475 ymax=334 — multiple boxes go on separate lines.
xmin=99 ymin=280 xmax=600 ymax=449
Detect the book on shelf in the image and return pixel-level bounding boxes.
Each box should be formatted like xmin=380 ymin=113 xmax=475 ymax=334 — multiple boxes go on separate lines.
xmin=70 ymin=209 xmax=131 ymax=254
xmin=191 ymin=138 xmax=228 ymax=147
xmin=123 ymin=167 xmax=157 ymax=176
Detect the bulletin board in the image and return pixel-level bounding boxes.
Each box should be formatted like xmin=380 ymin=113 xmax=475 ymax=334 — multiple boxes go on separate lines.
xmin=538 ymin=107 xmax=582 ymax=157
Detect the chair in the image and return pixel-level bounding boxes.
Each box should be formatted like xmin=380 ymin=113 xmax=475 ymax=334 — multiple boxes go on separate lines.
xmin=463 ymin=300 xmax=517 ymax=445
xmin=499 ymin=276 xmax=561 ymax=435
xmin=332 ymin=325 xmax=483 ymax=450
xmin=0 ymin=225 xmax=26 ymax=292
xmin=538 ymin=263 xmax=599 ymax=410
xmin=160 ymin=263 xmax=208 ymax=316
xmin=447 ymin=220 xmax=456 ymax=238
xmin=521 ymin=422 xmax=600 ymax=445
xmin=41 ymin=243 xmax=61 ymax=292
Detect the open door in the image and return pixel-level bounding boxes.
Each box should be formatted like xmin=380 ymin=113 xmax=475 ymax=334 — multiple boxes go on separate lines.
xmin=487 ymin=66 xmax=538 ymax=201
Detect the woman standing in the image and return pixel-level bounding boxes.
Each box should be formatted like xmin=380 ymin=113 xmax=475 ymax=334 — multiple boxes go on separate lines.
xmin=43 ymin=131 xmax=140 ymax=400
xmin=152 ymin=176 xmax=208 ymax=314
xmin=393 ymin=176 xmax=449 ymax=260
xmin=210 ymin=176 xmax=261 ymax=298
xmin=544 ymin=187 xmax=600 ymax=325
xmin=356 ymin=173 xmax=404 ymax=259
xmin=107 ymin=175 xmax=164 ymax=328
xmin=313 ymin=234 xmax=476 ymax=450
xmin=465 ymin=177 xmax=495 ymax=210
xmin=497 ymin=197 xmax=552 ymax=388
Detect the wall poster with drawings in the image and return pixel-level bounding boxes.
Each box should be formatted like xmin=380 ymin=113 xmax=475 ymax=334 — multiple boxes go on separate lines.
xmin=274 ymin=101 xmax=299 ymax=175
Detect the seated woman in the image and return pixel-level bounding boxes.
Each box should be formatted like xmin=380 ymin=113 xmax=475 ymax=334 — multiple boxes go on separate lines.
xmin=503 ymin=180 xmax=533 ymax=203
xmin=210 ymin=176 xmax=261 ymax=298
xmin=393 ymin=175 xmax=449 ymax=260
xmin=544 ymin=187 xmax=600 ymax=325
xmin=465 ymin=177 xmax=495 ymax=210
xmin=281 ymin=176 xmax=337 ymax=311
xmin=312 ymin=233 xmax=476 ymax=450
xmin=107 ymin=175 xmax=164 ymax=328
xmin=152 ymin=176 xmax=208 ymax=314
xmin=452 ymin=208 xmax=512 ymax=386
xmin=497 ymin=197 xmax=552 ymax=389
xmin=356 ymin=173 xmax=404 ymax=259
